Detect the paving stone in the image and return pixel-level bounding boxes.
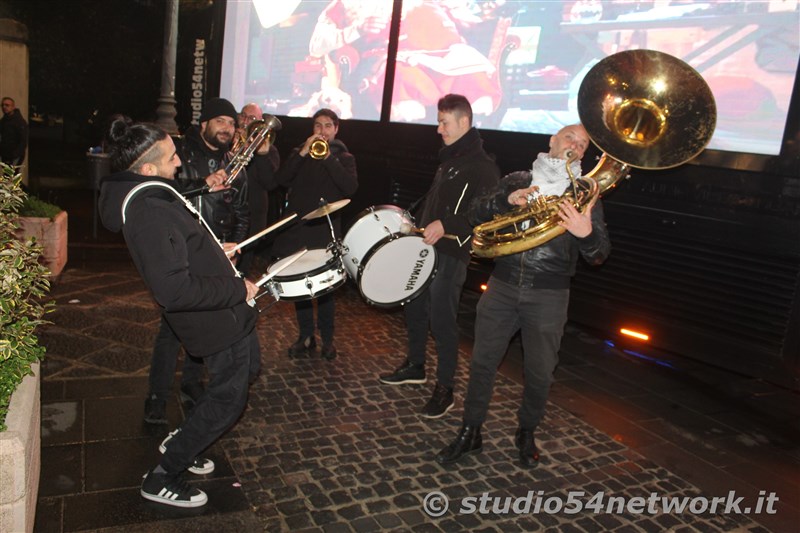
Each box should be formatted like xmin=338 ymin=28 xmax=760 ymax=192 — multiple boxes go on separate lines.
xmin=36 ymin=269 xmax=778 ymax=532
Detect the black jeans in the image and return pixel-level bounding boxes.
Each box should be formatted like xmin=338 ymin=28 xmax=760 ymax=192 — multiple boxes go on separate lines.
xmin=463 ymin=278 xmax=569 ymax=429
xmin=149 ymin=316 xmax=205 ymax=400
xmin=160 ymin=329 xmax=259 ymax=473
xmin=403 ymin=253 xmax=467 ymax=388
xmin=294 ymin=292 xmax=335 ymax=345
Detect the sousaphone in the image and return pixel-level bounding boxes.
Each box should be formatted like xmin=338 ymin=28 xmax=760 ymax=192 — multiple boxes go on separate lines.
xmin=471 ymin=49 xmax=717 ymax=258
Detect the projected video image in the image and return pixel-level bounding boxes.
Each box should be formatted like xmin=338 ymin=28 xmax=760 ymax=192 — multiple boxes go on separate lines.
xmin=221 ymin=1 xmax=800 ymax=156
xmin=221 ymin=0 xmax=393 ymax=121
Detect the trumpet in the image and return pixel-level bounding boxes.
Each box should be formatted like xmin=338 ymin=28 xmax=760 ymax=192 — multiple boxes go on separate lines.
xmin=309 ymin=138 xmax=329 ymax=159
xmin=224 ymin=114 xmax=282 ymax=186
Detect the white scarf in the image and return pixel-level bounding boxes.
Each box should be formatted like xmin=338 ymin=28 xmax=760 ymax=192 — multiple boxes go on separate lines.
xmin=529 ymin=153 xmax=583 ymax=197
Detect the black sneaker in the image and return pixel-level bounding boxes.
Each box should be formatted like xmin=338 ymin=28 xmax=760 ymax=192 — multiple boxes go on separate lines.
xmin=421 ymin=384 xmax=454 ymax=419
xmin=159 ymin=429 xmax=215 ymax=475
xmin=144 ymin=394 xmax=168 ymax=425
xmin=288 ymin=336 xmax=316 ymax=358
xmin=379 ymin=359 xmax=426 ymax=385
xmin=140 ymin=468 xmax=208 ymax=508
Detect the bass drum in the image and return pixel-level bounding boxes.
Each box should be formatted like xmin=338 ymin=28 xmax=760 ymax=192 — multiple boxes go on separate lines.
xmin=342 ymin=205 xmax=437 ymax=307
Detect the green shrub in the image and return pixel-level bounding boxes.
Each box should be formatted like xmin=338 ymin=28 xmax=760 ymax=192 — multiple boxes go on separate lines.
xmin=0 ymin=163 xmax=54 ymax=431
xmin=19 ymin=195 xmax=62 ymax=220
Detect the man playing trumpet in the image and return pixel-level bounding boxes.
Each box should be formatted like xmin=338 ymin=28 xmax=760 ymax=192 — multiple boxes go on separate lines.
xmin=436 ymin=124 xmax=611 ymax=467
xmin=271 ymin=108 xmax=358 ymax=361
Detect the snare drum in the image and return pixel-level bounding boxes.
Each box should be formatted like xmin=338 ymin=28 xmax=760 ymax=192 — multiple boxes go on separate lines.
xmin=266 ymin=248 xmax=346 ymax=301
xmin=342 ymin=205 xmax=437 ymax=307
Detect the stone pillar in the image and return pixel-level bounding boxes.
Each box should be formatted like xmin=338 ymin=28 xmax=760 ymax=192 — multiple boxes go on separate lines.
xmin=0 ymin=19 xmax=30 ymax=186
xmin=155 ymin=0 xmax=179 ymax=135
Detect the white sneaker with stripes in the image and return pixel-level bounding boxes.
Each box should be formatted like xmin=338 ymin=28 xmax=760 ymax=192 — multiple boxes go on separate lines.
xmin=140 ymin=469 xmax=207 ymax=508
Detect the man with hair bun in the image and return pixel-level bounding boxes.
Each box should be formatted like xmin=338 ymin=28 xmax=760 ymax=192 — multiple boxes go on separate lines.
xmin=99 ymin=118 xmax=260 ymax=508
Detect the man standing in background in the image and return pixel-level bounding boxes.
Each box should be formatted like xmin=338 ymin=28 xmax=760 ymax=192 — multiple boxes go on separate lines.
xmin=1 ymin=97 xmax=28 ymax=166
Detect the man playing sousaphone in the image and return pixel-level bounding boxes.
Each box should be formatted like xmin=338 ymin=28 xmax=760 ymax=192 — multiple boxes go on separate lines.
xmin=435 ymin=124 xmax=611 ymax=467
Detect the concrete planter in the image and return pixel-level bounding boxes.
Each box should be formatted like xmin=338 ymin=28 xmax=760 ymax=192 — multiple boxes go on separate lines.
xmin=0 ymin=363 xmax=41 ymax=533
xmin=15 ymin=211 xmax=68 ymax=278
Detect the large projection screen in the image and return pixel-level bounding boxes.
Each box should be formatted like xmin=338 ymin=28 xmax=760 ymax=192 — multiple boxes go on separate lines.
xmin=221 ymin=1 xmax=800 ymax=156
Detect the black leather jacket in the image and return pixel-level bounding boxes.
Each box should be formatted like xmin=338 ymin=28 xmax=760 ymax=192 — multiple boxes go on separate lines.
xmin=173 ymin=127 xmax=250 ymax=243
xmin=468 ymin=170 xmax=611 ymax=289
xmin=419 ymin=127 xmax=500 ymax=265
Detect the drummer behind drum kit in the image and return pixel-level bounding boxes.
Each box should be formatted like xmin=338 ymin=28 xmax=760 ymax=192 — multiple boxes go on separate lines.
xmin=255 ymin=201 xmax=439 ymax=309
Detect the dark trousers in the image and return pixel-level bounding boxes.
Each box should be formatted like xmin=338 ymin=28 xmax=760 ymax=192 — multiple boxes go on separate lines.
xmin=403 ymin=253 xmax=467 ymax=389
xmin=295 ymin=292 xmax=335 ymax=345
xmin=160 ymin=329 xmax=259 ymax=473
xmin=149 ymin=316 xmax=205 ymax=400
xmin=463 ymin=278 xmax=569 ymax=429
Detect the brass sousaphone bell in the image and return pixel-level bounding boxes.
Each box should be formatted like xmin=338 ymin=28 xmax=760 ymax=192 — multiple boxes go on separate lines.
xmin=471 ymin=50 xmax=717 ymax=258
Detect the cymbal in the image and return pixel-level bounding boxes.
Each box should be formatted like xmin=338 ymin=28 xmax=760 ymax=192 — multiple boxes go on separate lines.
xmin=302 ymin=199 xmax=350 ymax=220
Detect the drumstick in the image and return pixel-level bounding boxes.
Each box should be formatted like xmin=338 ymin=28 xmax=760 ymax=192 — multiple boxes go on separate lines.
xmin=254 ymin=248 xmax=308 ymax=288
xmin=398 ymin=222 xmax=458 ymax=241
xmin=228 ymin=213 xmax=298 ymax=255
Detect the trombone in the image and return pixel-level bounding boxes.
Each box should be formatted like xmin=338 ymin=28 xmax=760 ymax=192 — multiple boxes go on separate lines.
xmin=224 ymin=114 xmax=282 ymax=186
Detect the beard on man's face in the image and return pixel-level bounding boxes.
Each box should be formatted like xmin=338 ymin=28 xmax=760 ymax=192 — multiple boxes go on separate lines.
xmin=202 ymin=127 xmax=232 ymax=151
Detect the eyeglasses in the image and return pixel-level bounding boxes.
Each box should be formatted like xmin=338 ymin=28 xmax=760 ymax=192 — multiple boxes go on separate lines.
xmin=239 ymin=113 xmax=259 ymax=124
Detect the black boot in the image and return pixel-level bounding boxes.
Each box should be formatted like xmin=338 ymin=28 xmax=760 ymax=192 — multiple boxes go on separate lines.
xmin=288 ymin=336 xmax=316 ymax=358
xmin=321 ymin=343 xmax=337 ymax=360
xmin=435 ymin=423 xmax=482 ymax=465
xmin=515 ymin=427 xmax=540 ymax=468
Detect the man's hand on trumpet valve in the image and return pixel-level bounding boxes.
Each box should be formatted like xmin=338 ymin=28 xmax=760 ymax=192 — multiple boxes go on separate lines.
xmin=507 ymin=186 xmax=539 ymax=206
xmin=205 ymin=169 xmax=231 ymax=193
xmin=300 ymin=134 xmax=327 ymax=159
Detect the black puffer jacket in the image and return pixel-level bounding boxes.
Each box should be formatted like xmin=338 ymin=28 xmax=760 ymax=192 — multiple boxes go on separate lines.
xmin=271 ymin=138 xmax=357 ymax=258
xmin=418 ymin=127 xmax=500 ymax=265
xmin=468 ymin=170 xmax=611 ymax=289
xmin=98 ymin=171 xmax=257 ymax=357
xmin=173 ymin=127 xmax=250 ymax=243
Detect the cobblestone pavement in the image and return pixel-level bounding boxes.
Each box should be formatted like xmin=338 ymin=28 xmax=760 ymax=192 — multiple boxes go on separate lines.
xmin=38 ymin=264 xmax=774 ymax=532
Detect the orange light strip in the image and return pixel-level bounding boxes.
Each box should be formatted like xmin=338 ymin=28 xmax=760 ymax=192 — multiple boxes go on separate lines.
xmin=620 ymin=328 xmax=650 ymax=341
xmin=480 ymin=284 xmax=488 ymax=291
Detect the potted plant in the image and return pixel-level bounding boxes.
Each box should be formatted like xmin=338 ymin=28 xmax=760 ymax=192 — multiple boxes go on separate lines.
xmin=0 ymin=162 xmax=53 ymax=532
xmin=14 ymin=185 xmax=68 ymax=279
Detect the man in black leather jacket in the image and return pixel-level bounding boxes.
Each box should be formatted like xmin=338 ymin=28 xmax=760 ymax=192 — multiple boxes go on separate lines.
xmin=379 ymin=94 xmax=500 ymax=420
xmin=436 ymin=124 xmax=611 ymax=467
xmin=175 ymin=97 xmax=250 ymax=248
